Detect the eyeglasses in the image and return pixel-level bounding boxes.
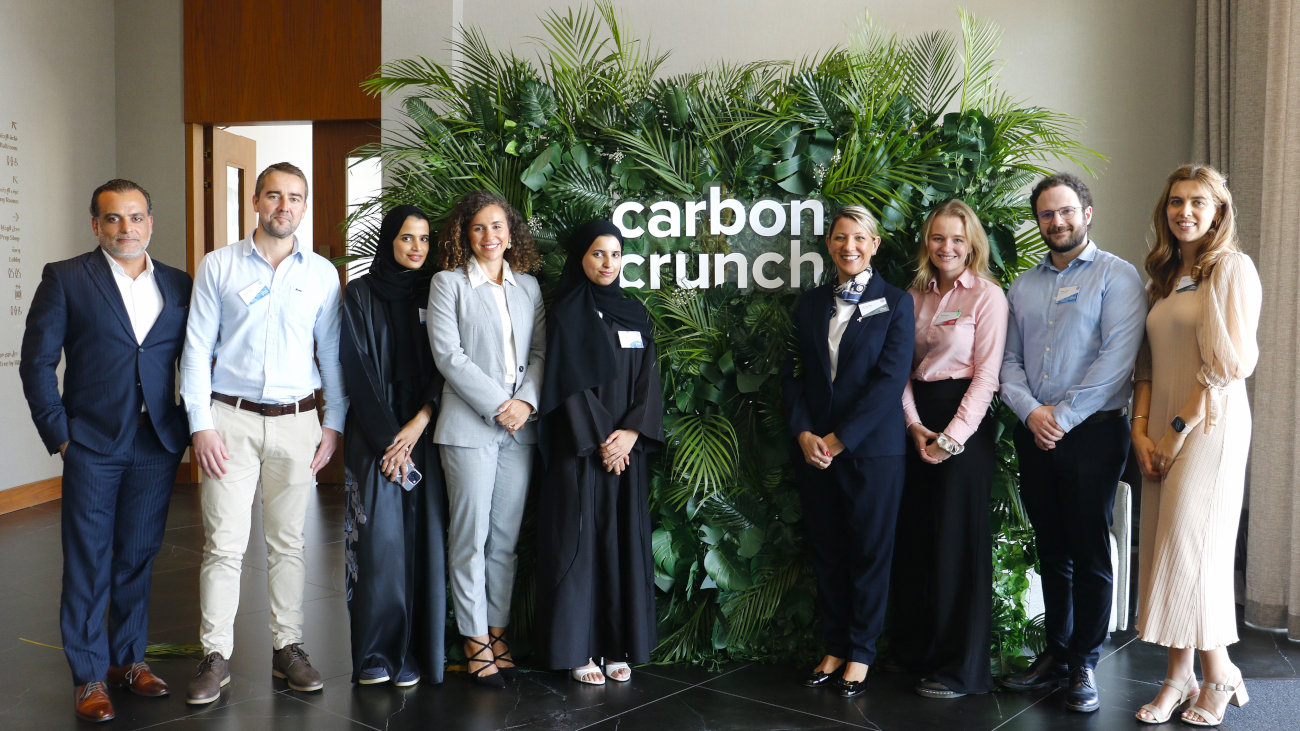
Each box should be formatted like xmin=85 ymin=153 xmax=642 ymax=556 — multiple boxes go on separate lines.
xmin=1036 ymin=207 xmax=1080 ymax=222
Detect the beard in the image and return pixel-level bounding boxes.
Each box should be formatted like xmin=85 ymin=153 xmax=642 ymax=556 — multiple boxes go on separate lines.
xmin=100 ymin=237 xmax=148 ymax=260
xmin=1042 ymin=222 xmax=1088 ymax=254
xmin=262 ymin=214 xmax=299 ymax=239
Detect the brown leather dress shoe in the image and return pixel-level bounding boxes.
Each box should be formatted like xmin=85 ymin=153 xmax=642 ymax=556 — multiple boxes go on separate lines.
xmin=74 ymin=681 xmax=115 ymax=723
xmin=107 ymin=661 xmax=170 ymax=697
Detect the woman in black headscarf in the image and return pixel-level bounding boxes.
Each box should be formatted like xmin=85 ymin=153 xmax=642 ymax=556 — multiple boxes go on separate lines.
xmin=340 ymin=204 xmax=447 ymax=687
xmin=534 ymin=220 xmax=664 ymax=685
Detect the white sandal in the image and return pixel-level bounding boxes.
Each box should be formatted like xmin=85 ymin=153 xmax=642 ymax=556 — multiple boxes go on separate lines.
xmin=570 ymin=661 xmax=605 ymax=686
xmin=604 ymin=662 xmax=631 ymax=682
xmin=1182 ymin=669 xmax=1248 ymax=727
xmin=1135 ymin=675 xmax=1197 ymax=724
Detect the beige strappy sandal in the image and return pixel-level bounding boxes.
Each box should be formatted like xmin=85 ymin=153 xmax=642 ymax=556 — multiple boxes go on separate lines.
xmin=1182 ymin=669 xmax=1248 ymax=727
xmin=1134 ymin=675 xmax=1197 ymax=724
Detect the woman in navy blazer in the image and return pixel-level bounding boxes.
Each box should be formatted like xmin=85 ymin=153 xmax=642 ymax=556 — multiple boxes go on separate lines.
xmin=427 ymin=190 xmax=545 ymax=688
xmin=783 ymin=205 xmax=914 ymax=698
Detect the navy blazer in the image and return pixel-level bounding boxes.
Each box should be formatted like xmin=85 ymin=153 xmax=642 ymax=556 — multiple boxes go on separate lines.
xmin=782 ymin=274 xmax=914 ymax=458
xmin=20 ymin=249 xmax=193 ymax=456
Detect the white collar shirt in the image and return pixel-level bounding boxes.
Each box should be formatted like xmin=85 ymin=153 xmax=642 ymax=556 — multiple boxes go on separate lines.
xmin=828 ymin=269 xmax=872 ymax=381
xmin=467 ymin=257 xmax=518 ymax=384
xmin=102 ymin=248 xmax=162 ymax=345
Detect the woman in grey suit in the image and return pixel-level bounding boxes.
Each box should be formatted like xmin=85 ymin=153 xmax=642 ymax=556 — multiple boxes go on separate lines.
xmin=427 ymin=190 xmax=545 ymax=688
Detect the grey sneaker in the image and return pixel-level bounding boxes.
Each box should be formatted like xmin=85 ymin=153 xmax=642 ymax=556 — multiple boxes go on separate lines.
xmin=272 ymin=644 xmax=323 ymax=691
xmin=186 ymin=652 xmax=230 ymax=705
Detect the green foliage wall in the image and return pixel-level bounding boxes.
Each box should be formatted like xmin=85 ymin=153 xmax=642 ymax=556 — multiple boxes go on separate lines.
xmin=354 ymin=2 xmax=1098 ymax=671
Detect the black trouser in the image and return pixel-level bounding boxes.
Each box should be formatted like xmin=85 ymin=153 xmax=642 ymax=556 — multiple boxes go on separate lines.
xmin=890 ymin=379 xmax=994 ymax=693
xmin=1014 ymin=413 xmax=1128 ymax=670
xmin=798 ymin=453 xmax=905 ymax=665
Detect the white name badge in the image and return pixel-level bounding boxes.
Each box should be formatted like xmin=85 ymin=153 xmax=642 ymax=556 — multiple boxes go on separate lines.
xmin=1054 ymin=285 xmax=1080 ymax=304
xmin=933 ymin=310 xmax=961 ymax=326
xmin=418 ymin=307 xmax=428 ymax=324
xmin=858 ymin=297 xmax=889 ymax=318
xmin=618 ymin=330 xmax=645 ymax=348
xmin=239 ymin=281 xmax=271 ymax=306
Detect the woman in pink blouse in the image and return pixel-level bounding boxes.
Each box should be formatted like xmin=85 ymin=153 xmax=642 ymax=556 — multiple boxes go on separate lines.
xmin=889 ymin=199 xmax=1008 ymax=699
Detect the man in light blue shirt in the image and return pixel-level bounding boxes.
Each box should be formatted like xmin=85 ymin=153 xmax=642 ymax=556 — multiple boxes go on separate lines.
xmin=997 ymin=173 xmax=1146 ymax=714
xmin=179 ymin=162 xmax=347 ymax=704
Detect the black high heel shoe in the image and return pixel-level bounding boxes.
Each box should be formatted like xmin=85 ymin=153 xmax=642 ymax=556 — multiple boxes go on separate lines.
xmin=488 ymin=630 xmax=518 ymax=681
xmin=464 ymin=637 xmax=505 ymax=689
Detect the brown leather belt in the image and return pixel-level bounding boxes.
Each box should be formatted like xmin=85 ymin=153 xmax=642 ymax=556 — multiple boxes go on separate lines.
xmin=212 ymin=392 xmax=316 ymax=417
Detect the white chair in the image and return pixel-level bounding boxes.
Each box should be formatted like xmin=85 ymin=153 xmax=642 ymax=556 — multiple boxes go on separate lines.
xmin=1109 ymin=480 xmax=1133 ymax=632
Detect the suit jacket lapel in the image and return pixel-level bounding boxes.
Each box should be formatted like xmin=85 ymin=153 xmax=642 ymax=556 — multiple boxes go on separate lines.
xmin=84 ymin=250 xmax=136 ymax=341
xmin=838 ymin=274 xmax=886 ymax=357
xmin=140 ymin=267 xmax=176 ymax=346
xmin=504 ymin=277 xmax=530 ymax=368
xmin=811 ymin=284 xmax=833 ymax=383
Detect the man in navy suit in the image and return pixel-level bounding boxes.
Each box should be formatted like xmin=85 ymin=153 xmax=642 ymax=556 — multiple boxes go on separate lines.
xmin=20 ymin=179 xmax=192 ymax=723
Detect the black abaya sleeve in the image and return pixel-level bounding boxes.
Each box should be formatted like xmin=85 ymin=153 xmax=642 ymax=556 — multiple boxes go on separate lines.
xmin=563 ymin=390 xmax=615 ymax=458
xmin=618 ymin=340 xmax=664 ymax=450
xmin=340 ymin=283 xmax=402 ymax=455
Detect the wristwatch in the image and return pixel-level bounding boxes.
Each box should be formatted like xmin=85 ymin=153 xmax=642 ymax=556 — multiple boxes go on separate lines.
xmin=1171 ymin=416 xmax=1188 ymax=434
xmin=936 ymin=433 xmax=965 ymax=456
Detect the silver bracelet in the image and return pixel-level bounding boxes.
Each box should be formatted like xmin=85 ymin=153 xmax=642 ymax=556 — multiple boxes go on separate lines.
xmin=936 ymin=433 xmax=965 ymax=456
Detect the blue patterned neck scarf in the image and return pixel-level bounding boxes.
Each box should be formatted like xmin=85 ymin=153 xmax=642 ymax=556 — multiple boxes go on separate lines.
xmin=834 ymin=269 xmax=872 ymax=305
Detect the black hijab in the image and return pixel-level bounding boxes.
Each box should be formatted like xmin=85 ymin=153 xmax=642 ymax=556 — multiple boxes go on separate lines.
xmin=364 ymin=205 xmax=434 ymax=398
xmin=539 ymin=220 xmax=652 ymax=417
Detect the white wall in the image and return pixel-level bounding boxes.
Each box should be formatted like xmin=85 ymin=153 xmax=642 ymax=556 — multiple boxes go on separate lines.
xmin=384 ymin=0 xmax=1195 ymax=266
xmin=0 ymin=0 xmax=119 ymax=491
xmin=116 ymin=0 xmax=186 ymax=267
xmin=225 ymin=124 xmax=316 ymax=250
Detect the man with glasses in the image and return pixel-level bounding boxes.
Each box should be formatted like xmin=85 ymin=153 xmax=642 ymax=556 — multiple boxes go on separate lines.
xmin=997 ymin=173 xmax=1146 ymax=713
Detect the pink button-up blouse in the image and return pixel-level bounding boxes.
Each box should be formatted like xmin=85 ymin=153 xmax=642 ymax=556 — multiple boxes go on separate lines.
xmin=901 ymin=268 xmax=1009 ymax=445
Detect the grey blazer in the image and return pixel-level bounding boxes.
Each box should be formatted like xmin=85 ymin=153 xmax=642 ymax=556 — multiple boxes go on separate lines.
xmin=427 ymin=266 xmax=546 ymax=447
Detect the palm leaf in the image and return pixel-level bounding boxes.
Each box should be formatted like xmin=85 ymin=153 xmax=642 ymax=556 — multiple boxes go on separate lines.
xmin=664 ymin=413 xmax=739 ymax=506
xmin=902 ymin=30 xmax=960 ymax=116
xmin=958 ymin=8 xmax=1003 ymax=111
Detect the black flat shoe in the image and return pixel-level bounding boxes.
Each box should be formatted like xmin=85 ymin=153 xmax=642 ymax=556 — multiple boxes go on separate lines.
xmin=1065 ymin=667 xmax=1100 ymax=713
xmin=915 ymin=678 xmax=966 ymax=699
xmin=838 ymin=675 xmax=868 ymax=698
xmin=803 ymin=666 xmax=842 ymax=688
xmin=998 ymin=653 xmax=1068 ymax=692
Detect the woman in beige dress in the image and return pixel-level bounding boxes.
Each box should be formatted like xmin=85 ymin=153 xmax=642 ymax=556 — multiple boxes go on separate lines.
xmin=1130 ymin=165 xmax=1261 ymax=726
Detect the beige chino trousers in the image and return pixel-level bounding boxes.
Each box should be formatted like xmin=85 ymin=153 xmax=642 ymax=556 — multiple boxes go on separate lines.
xmin=197 ymin=400 xmax=321 ymax=658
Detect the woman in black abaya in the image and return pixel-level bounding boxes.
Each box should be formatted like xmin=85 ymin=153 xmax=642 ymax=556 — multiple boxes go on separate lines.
xmin=535 ymin=220 xmax=663 ymax=685
xmin=340 ymin=204 xmax=447 ymax=686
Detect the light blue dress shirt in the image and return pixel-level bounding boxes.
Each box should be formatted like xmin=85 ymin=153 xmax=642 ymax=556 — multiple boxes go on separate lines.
xmin=1000 ymin=240 xmax=1146 ymax=433
xmin=180 ymin=236 xmax=347 ymax=433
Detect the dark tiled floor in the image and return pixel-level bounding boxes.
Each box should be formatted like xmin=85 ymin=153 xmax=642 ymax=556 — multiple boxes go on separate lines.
xmin=2 ymin=485 xmax=1297 ymax=729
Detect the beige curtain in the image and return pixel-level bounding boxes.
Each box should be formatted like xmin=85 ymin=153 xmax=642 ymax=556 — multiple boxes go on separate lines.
xmin=1196 ymin=0 xmax=1300 ymax=640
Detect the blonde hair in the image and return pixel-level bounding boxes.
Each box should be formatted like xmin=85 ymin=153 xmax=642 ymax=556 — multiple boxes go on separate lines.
xmin=909 ymin=199 xmax=993 ymax=291
xmin=827 ymin=205 xmax=880 ymax=240
xmin=1144 ymin=164 xmax=1238 ymax=300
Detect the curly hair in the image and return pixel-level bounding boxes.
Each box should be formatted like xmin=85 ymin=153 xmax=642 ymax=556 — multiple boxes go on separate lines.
xmin=1144 ymin=164 xmax=1239 ymax=301
xmin=909 ymin=199 xmax=995 ymax=291
xmin=435 ymin=190 xmax=539 ymax=273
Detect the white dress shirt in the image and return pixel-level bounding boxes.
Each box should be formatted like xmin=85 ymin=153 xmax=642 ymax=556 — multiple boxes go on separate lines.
xmin=829 ymin=269 xmax=872 ymax=381
xmin=180 ymin=235 xmax=347 ymax=433
xmin=103 ymin=248 xmax=163 ymax=345
xmin=467 ymin=257 xmax=518 ymax=385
